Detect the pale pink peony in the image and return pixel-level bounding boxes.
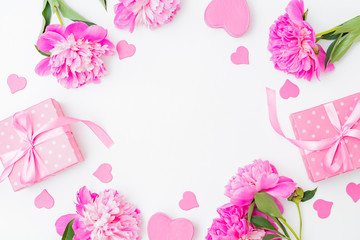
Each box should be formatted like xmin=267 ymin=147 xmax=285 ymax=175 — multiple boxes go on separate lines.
xmin=206 ymin=204 xmax=266 ymax=240
xmin=55 ymin=187 xmax=141 ymax=240
xmin=114 ymin=0 xmax=180 ymax=32
xmin=268 ymin=0 xmax=320 ymax=81
xmin=35 ymin=23 xmax=114 ymax=89
xmin=225 ymin=160 xmax=296 ymax=207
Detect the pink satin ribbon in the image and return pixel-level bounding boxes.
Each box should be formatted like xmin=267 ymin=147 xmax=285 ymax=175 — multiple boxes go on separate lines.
xmin=267 ymin=88 xmax=360 ymax=174
xmin=0 ymin=112 xmax=114 ymax=185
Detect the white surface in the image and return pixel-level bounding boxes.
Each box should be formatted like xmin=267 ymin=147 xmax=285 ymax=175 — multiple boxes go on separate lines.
xmin=0 ymin=0 xmax=359 ymax=239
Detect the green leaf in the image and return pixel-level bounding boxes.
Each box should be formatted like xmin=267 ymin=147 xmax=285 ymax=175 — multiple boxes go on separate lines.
xmin=324 ymin=34 xmax=341 ymax=69
xmin=331 ymin=31 xmax=360 ymax=64
xmin=263 ymin=234 xmax=281 ymax=240
xmin=99 ymin=0 xmax=107 ymax=10
xmin=254 ymin=192 xmax=282 ymax=218
xmin=273 ymin=217 xmax=289 ymax=238
xmin=48 ymin=0 xmax=59 ymax=9
xmin=247 ymin=201 xmax=255 ymax=226
xmin=35 ymin=45 xmax=51 ymax=57
xmin=334 ymin=15 xmax=360 ymax=34
xmin=250 ymin=216 xmax=277 ymax=232
xmin=61 ymin=219 xmax=75 ymax=240
xmin=302 ymin=9 xmax=308 ymax=21
xmin=57 ymin=0 xmax=95 ymax=26
xmin=301 ymin=188 xmax=318 ymax=202
xmin=40 ymin=0 xmax=52 ymax=33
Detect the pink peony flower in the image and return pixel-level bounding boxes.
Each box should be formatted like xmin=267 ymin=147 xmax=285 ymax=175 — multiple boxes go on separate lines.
xmin=206 ymin=204 xmax=266 ymax=240
xmin=55 ymin=187 xmax=141 ymax=240
xmin=268 ymin=0 xmax=320 ymax=81
xmin=114 ymin=0 xmax=180 ymax=32
xmin=35 ymin=23 xmax=114 ymax=89
xmin=225 ymin=160 xmax=297 ymax=207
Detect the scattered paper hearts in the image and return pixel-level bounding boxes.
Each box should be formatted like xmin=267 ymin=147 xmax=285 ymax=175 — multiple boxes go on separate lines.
xmin=313 ymin=199 xmax=333 ymax=219
xmin=204 ymin=0 xmax=250 ymax=38
xmin=34 ymin=189 xmax=54 ymax=209
xmin=116 ymin=40 xmax=136 ymax=60
xmin=179 ymin=191 xmax=199 ymax=211
xmin=280 ymin=79 xmax=300 ymax=99
xmin=346 ymin=183 xmax=360 ymax=203
xmin=7 ymin=74 xmax=27 ymax=94
xmin=231 ymin=46 xmax=249 ymax=65
xmin=93 ymin=163 xmax=113 ymax=183
xmin=148 ymin=213 xmax=194 ymax=240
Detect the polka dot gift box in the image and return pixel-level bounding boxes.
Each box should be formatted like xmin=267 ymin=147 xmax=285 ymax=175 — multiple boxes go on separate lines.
xmin=267 ymin=89 xmax=360 ymax=182
xmin=0 ymin=99 xmax=113 ymax=191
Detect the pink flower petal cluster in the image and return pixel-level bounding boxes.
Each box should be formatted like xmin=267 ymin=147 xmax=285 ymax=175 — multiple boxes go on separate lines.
xmin=114 ymin=0 xmax=180 ymax=32
xmin=55 ymin=187 xmax=141 ymax=240
xmin=206 ymin=204 xmax=266 ymax=240
xmin=225 ymin=160 xmax=297 ymax=207
xmin=35 ymin=23 xmax=114 ymax=88
xmin=268 ymin=0 xmax=319 ymax=81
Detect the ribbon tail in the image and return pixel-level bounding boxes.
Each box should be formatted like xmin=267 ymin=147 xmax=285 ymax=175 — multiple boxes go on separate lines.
xmin=0 ymin=164 xmax=15 ymax=183
xmin=323 ymin=140 xmax=342 ymax=173
xmin=340 ymin=141 xmax=353 ymax=172
xmin=20 ymin=151 xmax=37 ymax=185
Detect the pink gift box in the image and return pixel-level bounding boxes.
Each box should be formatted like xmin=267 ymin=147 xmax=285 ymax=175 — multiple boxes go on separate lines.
xmin=289 ymin=93 xmax=360 ymax=182
xmin=0 ymin=99 xmax=84 ymax=191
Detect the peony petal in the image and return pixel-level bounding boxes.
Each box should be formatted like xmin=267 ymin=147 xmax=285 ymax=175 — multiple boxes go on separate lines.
xmin=230 ymin=187 xmax=257 ymax=207
xmin=265 ymin=181 xmax=297 ymax=199
xmin=55 ymin=214 xmax=77 ymax=236
xmin=36 ymin=31 xmax=65 ymax=52
xmin=286 ymin=0 xmax=305 ymax=27
xmin=81 ymin=25 xmax=107 ymax=42
xmin=35 ymin=58 xmax=51 ymax=76
xmin=65 ymin=22 xmax=89 ymax=40
xmin=317 ymin=44 xmax=335 ymax=73
xmin=45 ymin=24 xmax=66 ymax=36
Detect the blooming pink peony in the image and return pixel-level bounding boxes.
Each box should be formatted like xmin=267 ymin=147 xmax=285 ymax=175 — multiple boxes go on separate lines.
xmin=114 ymin=0 xmax=180 ymax=32
xmin=35 ymin=23 xmax=114 ymax=89
xmin=225 ymin=160 xmax=296 ymax=207
xmin=55 ymin=187 xmax=141 ymax=240
xmin=206 ymin=204 xmax=266 ymax=240
xmin=268 ymin=0 xmax=320 ymax=81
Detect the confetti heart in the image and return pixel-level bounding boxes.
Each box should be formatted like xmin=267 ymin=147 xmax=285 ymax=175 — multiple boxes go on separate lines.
xmin=116 ymin=40 xmax=136 ymax=60
xmin=34 ymin=189 xmax=54 ymax=209
xmin=231 ymin=46 xmax=249 ymax=65
xmin=93 ymin=163 xmax=113 ymax=183
xmin=346 ymin=182 xmax=360 ymax=203
xmin=179 ymin=191 xmax=199 ymax=211
xmin=313 ymin=199 xmax=333 ymax=219
xmin=7 ymin=74 xmax=27 ymax=94
xmin=204 ymin=0 xmax=250 ymax=38
xmin=148 ymin=213 xmax=194 ymax=240
xmin=280 ymin=79 xmax=300 ymax=99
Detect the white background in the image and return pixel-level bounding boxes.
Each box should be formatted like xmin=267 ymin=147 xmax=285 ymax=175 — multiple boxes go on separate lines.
xmin=0 ymin=0 xmax=359 ymax=239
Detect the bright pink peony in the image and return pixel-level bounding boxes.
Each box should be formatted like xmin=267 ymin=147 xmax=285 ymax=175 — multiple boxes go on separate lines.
xmin=55 ymin=187 xmax=141 ymax=240
xmin=114 ymin=0 xmax=180 ymax=32
xmin=206 ymin=204 xmax=266 ymax=240
xmin=268 ymin=0 xmax=320 ymax=81
xmin=225 ymin=160 xmax=296 ymax=207
xmin=35 ymin=23 xmax=114 ymax=89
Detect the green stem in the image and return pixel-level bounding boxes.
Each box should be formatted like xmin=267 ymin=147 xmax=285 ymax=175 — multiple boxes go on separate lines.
xmin=296 ymin=203 xmax=302 ymax=240
xmin=315 ymin=26 xmax=340 ymax=38
xmin=55 ymin=6 xmax=64 ymax=25
xmin=280 ymin=218 xmax=300 ymax=240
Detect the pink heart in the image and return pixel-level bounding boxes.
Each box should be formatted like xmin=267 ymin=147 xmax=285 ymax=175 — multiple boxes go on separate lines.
xmin=7 ymin=74 xmax=27 ymax=94
xmin=148 ymin=213 xmax=194 ymax=240
xmin=116 ymin=40 xmax=136 ymax=60
xmin=313 ymin=199 xmax=333 ymax=219
xmin=280 ymin=80 xmax=300 ymax=99
xmin=93 ymin=163 xmax=113 ymax=183
xmin=34 ymin=189 xmax=55 ymax=209
xmin=346 ymin=182 xmax=360 ymax=203
xmin=204 ymin=0 xmax=250 ymax=38
xmin=231 ymin=46 xmax=249 ymax=65
xmin=179 ymin=191 xmax=199 ymax=211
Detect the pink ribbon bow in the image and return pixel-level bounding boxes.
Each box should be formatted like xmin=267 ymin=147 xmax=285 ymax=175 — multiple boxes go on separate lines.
xmin=267 ymin=88 xmax=360 ymax=174
xmin=0 ymin=112 xmax=114 ymax=185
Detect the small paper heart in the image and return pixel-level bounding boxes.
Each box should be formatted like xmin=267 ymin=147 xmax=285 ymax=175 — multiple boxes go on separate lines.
xmin=231 ymin=46 xmax=249 ymax=65
xmin=280 ymin=79 xmax=300 ymax=99
xmin=346 ymin=182 xmax=360 ymax=203
xmin=313 ymin=199 xmax=333 ymax=219
xmin=34 ymin=189 xmax=54 ymax=209
xmin=93 ymin=163 xmax=113 ymax=183
xmin=116 ymin=40 xmax=136 ymax=60
xmin=148 ymin=213 xmax=194 ymax=240
xmin=179 ymin=191 xmax=199 ymax=211
xmin=7 ymin=74 xmax=27 ymax=94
